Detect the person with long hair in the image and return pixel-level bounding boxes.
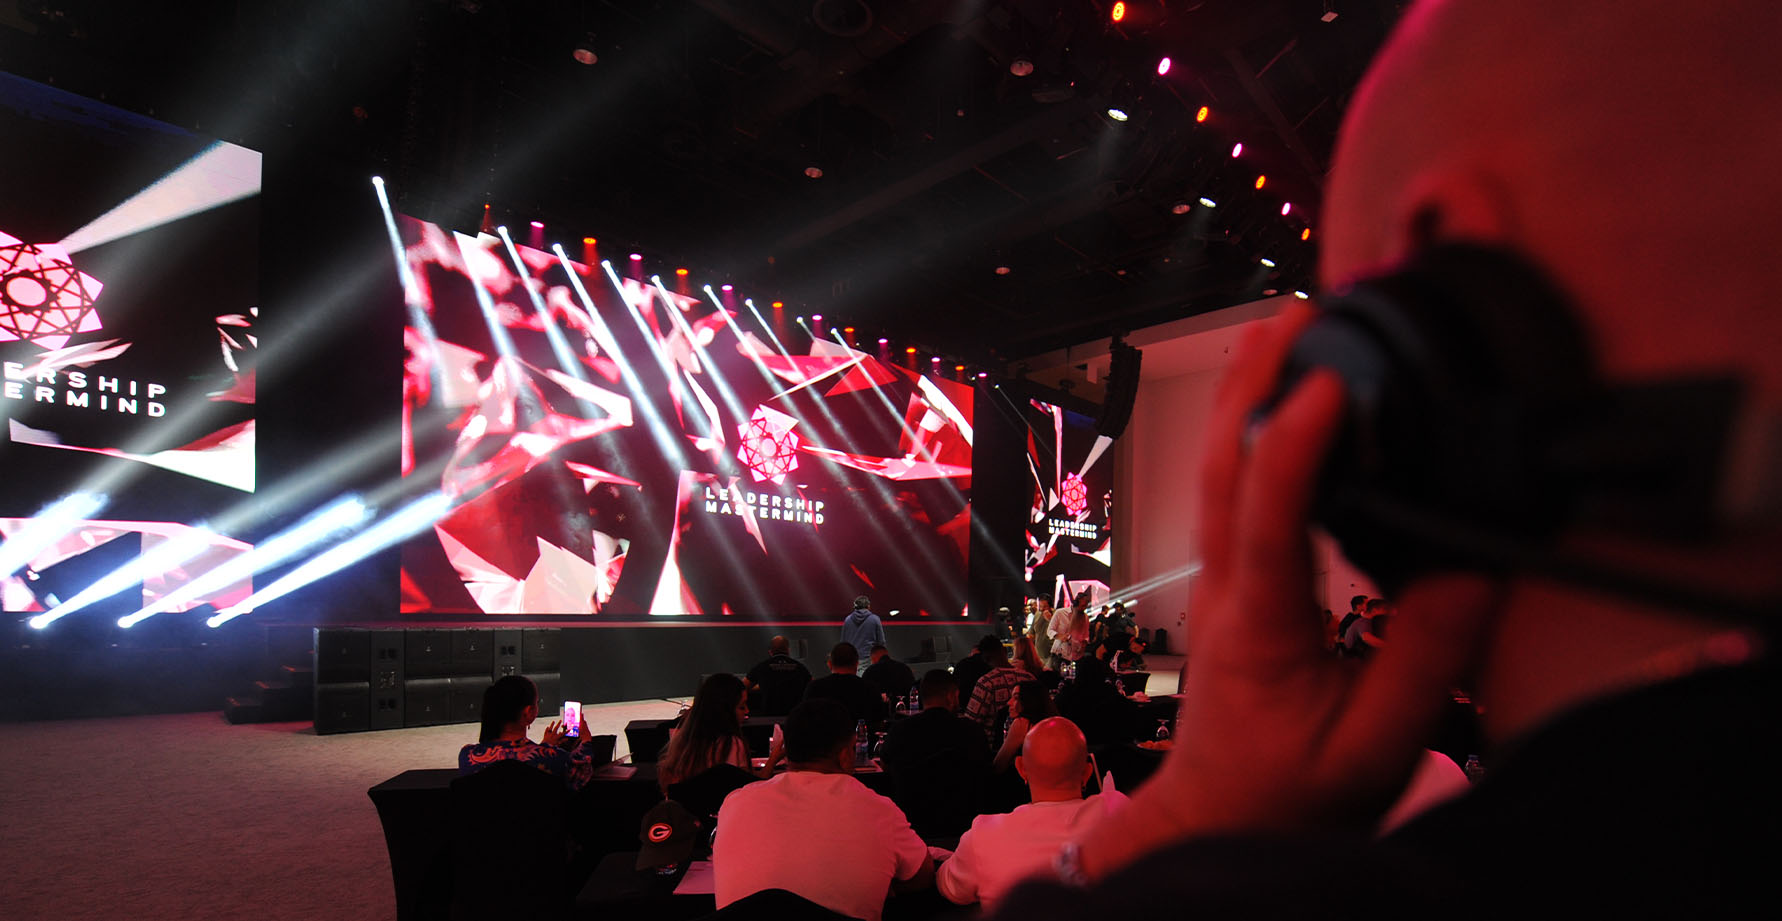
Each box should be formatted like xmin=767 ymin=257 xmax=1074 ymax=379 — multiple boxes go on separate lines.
xmin=659 ymin=672 xmax=784 ymax=791
xmin=993 ymin=682 xmax=1061 ymax=773
xmin=1011 ymin=635 xmax=1046 ymax=679
xmin=458 ymin=675 xmax=599 ymax=790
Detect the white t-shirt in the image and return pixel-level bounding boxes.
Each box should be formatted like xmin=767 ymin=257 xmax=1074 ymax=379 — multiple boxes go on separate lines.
xmin=936 ymin=792 xmax=1127 ymax=909
xmin=713 ymin=771 xmax=929 ymax=921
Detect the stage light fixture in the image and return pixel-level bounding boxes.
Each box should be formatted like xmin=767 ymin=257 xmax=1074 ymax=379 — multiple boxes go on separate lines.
xmin=1321 ymin=3 xmax=1339 ymax=23
xmin=1171 ymin=201 xmax=1191 ymax=214
xmin=1281 ymin=202 xmax=1294 ymax=215
xmin=1196 ymin=105 xmax=1210 ymax=123
xmin=1199 ymin=197 xmax=1217 ymax=207
xmin=1255 ymin=174 xmax=1268 ymax=189
xmin=954 ymin=364 xmax=965 ymax=372
xmin=1010 ymin=58 xmax=1034 ymax=76
xmin=771 ymin=301 xmax=784 ymax=309
xmin=1260 ymin=257 xmax=1277 ymax=268
xmin=1301 ymin=228 xmax=1312 ymax=241
xmin=995 ymin=265 xmax=1012 ymax=275
xmin=931 ymin=357 xmax=941 ymax=364
xmin=675 ymin=268 xmax=689 ymax=276
xmin=878 ymin=337 xmax=889 ymax=344
xmin=583 ymin=237 xmax=596 ymax=245
xmin=1231 ymin=142 xmax=1243 ymax=158
xmin=805 ymin=166 xmax=824 ymax=179
xmin=1294 ymin=290 xmax=1311 ymax=299
xmin=1106 ymin=108 xmax=1129 ymax=122
xmin=906 ymin=347 xmax=918 ymax=354
xmin=1111 ymin=2 xmax=1126 ymax=23
xmin=977 ymin=372 xmax=988 ymax=379
xmin=629 ymin=252 xmax=643 ymax=261
xmin=529 ymin=221 xmax=543 ymax=229
xmin=721 ymin=284 xmax=733 ymax=292
xmin=811 ymin=314 xmax=823 ymax=322
xmin=574 ymin=33 xmax=598 ymax=65
xmin=1156 ymin=57 xmax=1172 ymax=76
xmin=844 ymin=327 xmax=855 ymax=335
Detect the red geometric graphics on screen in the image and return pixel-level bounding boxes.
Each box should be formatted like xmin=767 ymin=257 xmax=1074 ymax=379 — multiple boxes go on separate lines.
xmin=1061 ymin=471 xmax=1088 ymax=518
xmin=0 ymin=231 xmax=103 ymax=349
xmin=736 ymin=405 xmax=801 ymax=484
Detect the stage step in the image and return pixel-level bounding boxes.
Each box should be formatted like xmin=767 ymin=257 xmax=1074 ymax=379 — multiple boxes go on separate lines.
xmin=253 ymin=679 xmax=312 ymax=721
xmin=223 ymin=696 xmax=263 ymax=724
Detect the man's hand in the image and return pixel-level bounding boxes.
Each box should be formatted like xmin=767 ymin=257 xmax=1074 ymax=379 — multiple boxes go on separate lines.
xmin=1072 ymin=304 xmax=1502 ymax=879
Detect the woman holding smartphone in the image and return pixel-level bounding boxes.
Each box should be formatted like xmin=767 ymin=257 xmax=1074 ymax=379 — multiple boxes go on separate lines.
xmin=459 ymin=675 xmax=599 ymax=790
xmin=658 ymin=673 xmax=785 ymax=792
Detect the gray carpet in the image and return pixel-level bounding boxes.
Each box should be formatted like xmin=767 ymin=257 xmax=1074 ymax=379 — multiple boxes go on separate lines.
xmin=0 ymin=699 xmax=684 ymax=921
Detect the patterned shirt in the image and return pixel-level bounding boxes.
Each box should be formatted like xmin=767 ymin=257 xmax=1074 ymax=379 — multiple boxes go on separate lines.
xmin=962 ymin=666 xmax=1035 ymax=738
xmin=458 ymin=738 xmax=599 ymax=790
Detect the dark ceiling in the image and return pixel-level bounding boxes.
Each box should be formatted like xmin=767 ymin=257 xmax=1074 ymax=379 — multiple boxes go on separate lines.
xmin=0 ymin=0 xmax=1401 ymax=367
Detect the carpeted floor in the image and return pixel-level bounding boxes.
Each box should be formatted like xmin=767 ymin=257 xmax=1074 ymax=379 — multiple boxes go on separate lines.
xmin=0 ymin=697 xmax=687 ymax=921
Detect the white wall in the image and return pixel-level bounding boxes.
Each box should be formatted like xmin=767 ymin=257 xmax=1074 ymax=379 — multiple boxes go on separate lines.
xmin=1111 ymin=303 xmax=1378 ymax=655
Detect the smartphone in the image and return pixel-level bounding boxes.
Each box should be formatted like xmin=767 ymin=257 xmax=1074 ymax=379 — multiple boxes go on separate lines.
xmin=562 ymin=700 xmax=582 ymax=736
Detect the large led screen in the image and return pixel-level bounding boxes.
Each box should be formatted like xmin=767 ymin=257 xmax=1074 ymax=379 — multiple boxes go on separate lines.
xmin=396 ymin=217 xmax=973 ymax=619
xmin=0 ymin=73 xmax=261 ymax=617
xmin=1024 ymin=400 xmax=1112 ymax=607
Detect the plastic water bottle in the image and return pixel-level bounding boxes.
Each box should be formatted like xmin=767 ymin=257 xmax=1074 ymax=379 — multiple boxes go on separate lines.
xmin=854 ymin=720 xmax=870 ymax=767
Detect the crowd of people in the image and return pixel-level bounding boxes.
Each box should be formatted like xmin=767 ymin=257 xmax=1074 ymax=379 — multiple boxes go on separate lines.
xmin=449 ymin=1 xmax=1780 ymax=915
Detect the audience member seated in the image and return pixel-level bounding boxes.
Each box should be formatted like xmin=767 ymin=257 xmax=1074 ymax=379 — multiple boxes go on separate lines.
xmin=861 ymin=643 xmax=916 ymax=704
xmin=804 ymin=642 xmax=889 ymax=729
xmin=659 ymin=673 xmax=784 ymax=797
xmin=713 ymin=698 xmax=934 ymax=921
xmin=962 ymin=635 xmax=1036 ymax=744
xmin=1011 ymin=634 xmax=1047 ymax=679
xmin=993 ymin=682 xmax=1061 ymax=774
xmin=950 ymin=635 xmax=993 ymax=702
xmin=745 ymin=635 xmax=812 ymax=716
xmin=1054 ymin=648 xmax=1143 ymax=748
xmin=458 ymin=675 xmax=599 ymax=790
xmin=938 ymin=717 xmax=1126 ymax=909
xmin=879 ymin=669 xmax=992 ymax=840
xmin=1342 ymin=597 xmax=1390 ymax=658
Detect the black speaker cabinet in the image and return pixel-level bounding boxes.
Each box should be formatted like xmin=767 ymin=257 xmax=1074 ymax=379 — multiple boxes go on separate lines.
xmin=493 ymin=629 xmax=522 ymax=678
xmin=370 ymin=684 xmax=404 ymax=731
xmin=450 ymin=675 xmax=491 ymax=724
xmin=405 ymin=629 xmax=452 ymax=678
xmin=451 ymin=629 xmax=493 ymax=676
xmin=404 ymin=677 xmax=452 ymax=727
xmin=314 ymin=682 xmax=370 ymax=734
xmin=525 ymin=672 xmax=561 ymax=717
xmin=521 ymin=629 xmax=560 ymax=672
xmin=314 ymin=628 xmax=370 ymax=684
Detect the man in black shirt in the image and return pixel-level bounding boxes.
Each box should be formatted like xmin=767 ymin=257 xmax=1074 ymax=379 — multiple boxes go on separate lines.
xmin=950 ymin=636 xmax=994 ymax=703
xmin=803 ymin=642 xmax=887 ymax=730
xmin=997 ymin=2 xmax=1782 ymax=917
xmin=879 ymin=669 xmax=992 ymax=840
xmin=861 ymin=644 xmax=916 ymax=705
xmin=745 ymin=635 xmax=811 ymax=716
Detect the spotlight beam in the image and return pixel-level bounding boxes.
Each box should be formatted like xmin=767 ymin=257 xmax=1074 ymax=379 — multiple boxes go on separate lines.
xmin=598 ymin=260 xmax=703 ymax=466
xmin=209 ymin=492 xmax=454 ymax=627
xmin=116 ymin=496 xmax=371 ymax=628
xmin=30 ymin=525 xmax=226 ymax=628
xmin=496 ymin=226 xmax=597 ymax=417
xmin=0 ymin=492 xmax=109 ymax=581
xmin=60 ymin=141 xmax=261 ymax=254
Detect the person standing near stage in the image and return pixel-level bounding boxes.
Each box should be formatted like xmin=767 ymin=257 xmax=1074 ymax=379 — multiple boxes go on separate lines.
xmin=841 ymin=595 xmax=886 ymax=674
xmin=1047 ymin=592 xmax=1091 ymax=663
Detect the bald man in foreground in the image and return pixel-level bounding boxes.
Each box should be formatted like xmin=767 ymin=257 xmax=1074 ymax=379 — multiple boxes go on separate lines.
xmin=936 ymin=717 xmax=1125 ymax=909
xmin=994 ymin=1 xmax=1782 ymax=918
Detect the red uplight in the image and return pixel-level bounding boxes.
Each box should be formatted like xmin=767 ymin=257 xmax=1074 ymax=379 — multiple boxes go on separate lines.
xmin=1231 ymin=142 xmax=1243 ymax=158
xmin=811 ymin=314 xmax=823 ymax=322
xmin=906 ymin=347 xmax=918 ymax=354
xmin=529 ymin=221 xmax=544 ymax=229
xmin=1281 ymin=202 xmax=1293 ymax=216
xmin=1301 ymin=227 xmax=1312 ymax=241
xmin=1255 ymin=174 xmax=1268 ymax=190
xmin=771 ymin=301 xmax=784 ymax=309
xmin=629 ymin=253 xmax=643 ymax=261
xmin=1111 ymin=2 xmax=1126 ymax=23
xmin=582 ymin=237 xmax=596 ymax=245
xmin=844 ymin=327 xmax=855 ymax=334
xmin=954 ymin=364 xmax=965 ymax=372
xmin=878 ymin=338 xmax=889 ymax=345
xmin=1195 ymin=106 xmax=1209 ymax=123
xmin=674 ymin=268 xmax=689 ymax=276
xmin=721 ymin=284 xmax=734 ymax=292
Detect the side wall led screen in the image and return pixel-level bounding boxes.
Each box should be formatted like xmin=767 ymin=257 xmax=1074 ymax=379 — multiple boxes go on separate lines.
xmin=396 ymin=217 xmax=973 ymax=619
xmin=1024 ymin=400 xmax=1112 ymax=607
xmin=0 ymin=72 xmax=261 ymax=618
